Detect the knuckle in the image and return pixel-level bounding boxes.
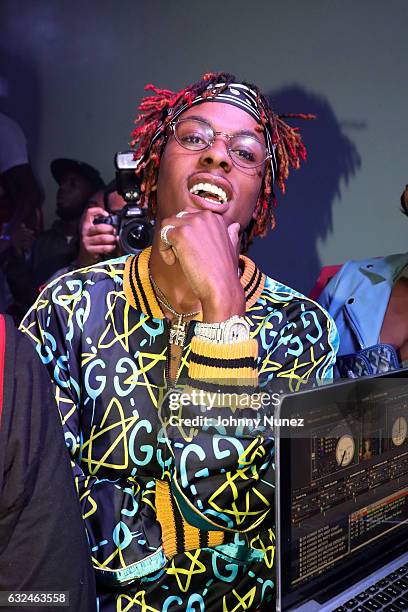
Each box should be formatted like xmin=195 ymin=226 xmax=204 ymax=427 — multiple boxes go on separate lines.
xmin=160 ymin=217 xmax=172 ymax=228
xmin=176 ymin=225 xmax=188 ymax=241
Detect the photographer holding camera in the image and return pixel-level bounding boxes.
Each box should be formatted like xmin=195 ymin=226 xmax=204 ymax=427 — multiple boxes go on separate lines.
xmin=77 ymin=184 xmax=125 ymax=267
xmin=47 ymin=155 xmax=154 ymax=281
xmin=76 ymin=153 xmax=155 ymax=268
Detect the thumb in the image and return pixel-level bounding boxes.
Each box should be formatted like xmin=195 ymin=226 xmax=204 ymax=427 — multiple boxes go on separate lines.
xmin=227 ymin=222 xmax=240 ymax=253
xmin=158 ymin=240 xmax=177 ymax=266
xmin=87 ymin=206 xmax=108 ymax=221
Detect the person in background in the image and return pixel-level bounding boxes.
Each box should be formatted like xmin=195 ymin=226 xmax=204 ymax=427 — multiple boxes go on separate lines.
xmin=0 ymin=113 xmax=43 ymax=315
xmin=0 ymin=314 xmax=96 ymax=610
xmin=0 ymin=112 xmax=43 ymax=240
xmin=5 ymin=158 xmax=105 ymax=318
xmin=44 ymin=180 xmax=127 ymax=283
xmin=20 ymin=72 xmax=338 ymax=611
xmin=77 ymin=179 xmax=127 ymax=267
xmin=318 ymin=184 xmax=408 ymax=377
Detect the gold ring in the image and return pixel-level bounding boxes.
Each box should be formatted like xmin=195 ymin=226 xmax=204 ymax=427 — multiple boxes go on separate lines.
xmin=160 ymin=224 xmax=175 ymax=247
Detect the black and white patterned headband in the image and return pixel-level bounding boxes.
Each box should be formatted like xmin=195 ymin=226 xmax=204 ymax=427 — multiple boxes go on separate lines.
xmin=151 ymin=82 xmax=277 ymax=180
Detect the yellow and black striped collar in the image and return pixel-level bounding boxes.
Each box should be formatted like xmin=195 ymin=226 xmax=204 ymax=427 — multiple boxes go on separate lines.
xmin=123 ymin=247 xmax=265 ymax=317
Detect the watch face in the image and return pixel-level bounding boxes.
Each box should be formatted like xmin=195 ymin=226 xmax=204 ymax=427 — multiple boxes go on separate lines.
xmin=225 ymin=320 xmax=250 ymax=343
xmin=392 ymin=416 xmax=407 ymax=447
xmin=335 ymin=434 xmax=355 ymax=467
xmin=230 ymin=323 xmax=247 ymax=341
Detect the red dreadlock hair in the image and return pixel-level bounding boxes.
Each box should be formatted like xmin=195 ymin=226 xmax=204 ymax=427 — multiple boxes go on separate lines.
xmin=131 ymin=72 xmax=313 ymax=252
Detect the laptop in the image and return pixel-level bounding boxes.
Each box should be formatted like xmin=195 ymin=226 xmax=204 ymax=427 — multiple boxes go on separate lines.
xmin=275 ymin=368 xmax=408 ymax=611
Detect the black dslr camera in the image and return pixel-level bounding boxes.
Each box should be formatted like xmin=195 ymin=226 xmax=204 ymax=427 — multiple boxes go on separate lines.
xmin=93 ymin=152 xmax=154 ymax=254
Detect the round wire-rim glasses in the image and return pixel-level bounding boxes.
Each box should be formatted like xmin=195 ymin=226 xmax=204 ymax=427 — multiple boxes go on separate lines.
xmin=169 ymin=117 xmax=271 ymax=169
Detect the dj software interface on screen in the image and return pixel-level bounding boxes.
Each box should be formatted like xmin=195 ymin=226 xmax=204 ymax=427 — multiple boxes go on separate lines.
xmin=289 ymin=386 xmax=408 ymax=586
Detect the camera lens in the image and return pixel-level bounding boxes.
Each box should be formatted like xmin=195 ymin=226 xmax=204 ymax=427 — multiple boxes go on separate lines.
xmin=116 ymin=205 xmax=154 ymax=254
xmin=119 ymin=219 xmax=153 ymax=254
xmin=127 ymin=223 xmax=151 ymax=250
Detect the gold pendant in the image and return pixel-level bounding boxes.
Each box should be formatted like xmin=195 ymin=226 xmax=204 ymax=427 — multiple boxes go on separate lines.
xmin=169 ymin=316 xmax=186 ymax=346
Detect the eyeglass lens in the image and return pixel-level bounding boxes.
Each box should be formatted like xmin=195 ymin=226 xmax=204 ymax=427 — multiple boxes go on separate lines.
xmin=173 ymin=118 xmax=267 ymax=168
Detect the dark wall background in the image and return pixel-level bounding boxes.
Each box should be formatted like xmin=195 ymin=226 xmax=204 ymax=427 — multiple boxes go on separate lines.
xmin=1 ymin=0 xmax=407 ymax=294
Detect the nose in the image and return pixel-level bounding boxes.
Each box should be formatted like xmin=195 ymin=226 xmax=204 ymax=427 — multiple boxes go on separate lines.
xmin=198 ymin=137 xmax=232 ymax=173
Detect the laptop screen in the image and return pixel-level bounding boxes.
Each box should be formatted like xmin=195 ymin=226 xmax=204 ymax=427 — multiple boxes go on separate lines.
xmin=277 ymin=370 xmax=408 ymax=610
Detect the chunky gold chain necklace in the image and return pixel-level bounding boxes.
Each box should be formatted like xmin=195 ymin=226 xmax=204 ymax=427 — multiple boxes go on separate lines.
xmin=150 ymin=275 xmax=200 ymax=346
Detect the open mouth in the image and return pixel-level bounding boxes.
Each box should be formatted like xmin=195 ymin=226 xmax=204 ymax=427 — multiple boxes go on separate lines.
xmin=189 ymin=182 xmax=228 ymax=205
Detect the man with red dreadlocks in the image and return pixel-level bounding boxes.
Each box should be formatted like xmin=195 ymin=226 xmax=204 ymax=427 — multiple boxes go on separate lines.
xmin=20 ymin=73 xmax=338 ymax=611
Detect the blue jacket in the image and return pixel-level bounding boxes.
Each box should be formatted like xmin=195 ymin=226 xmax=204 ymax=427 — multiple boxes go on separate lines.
xmin=318 ymin=253 xmax=408 ymax=356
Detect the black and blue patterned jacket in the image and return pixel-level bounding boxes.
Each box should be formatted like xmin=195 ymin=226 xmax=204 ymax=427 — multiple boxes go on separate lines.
xmin=20 ymin=247 xmax=338 ymax=605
